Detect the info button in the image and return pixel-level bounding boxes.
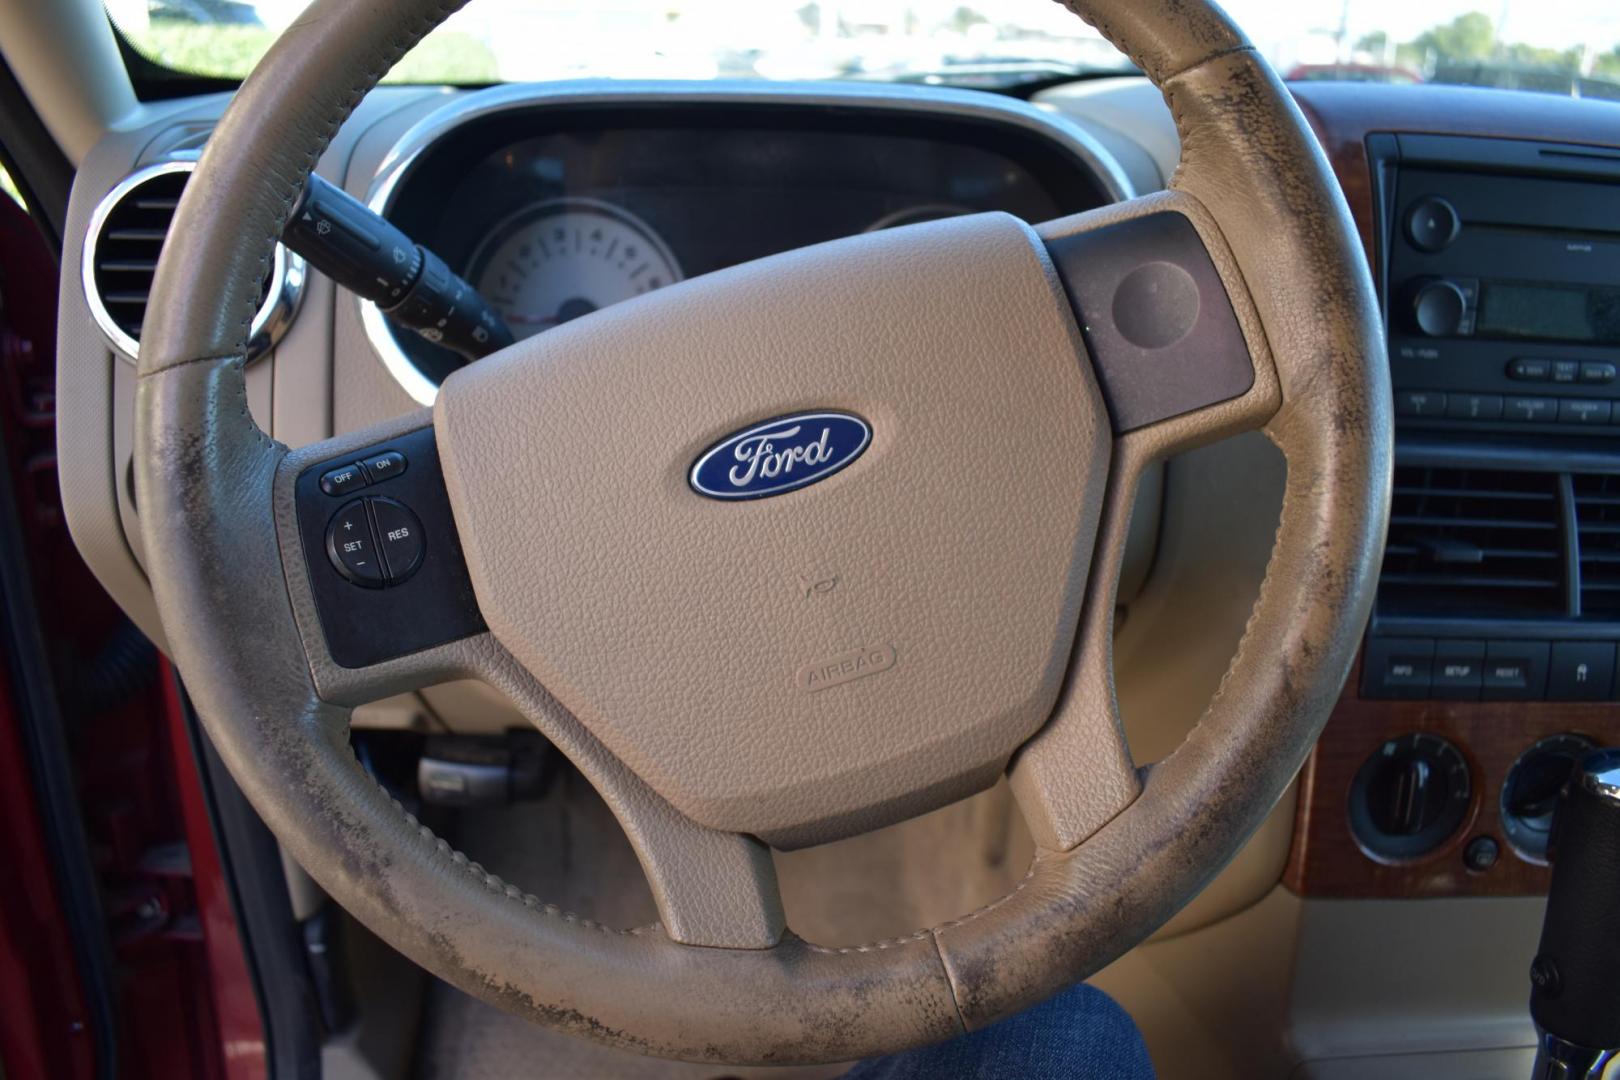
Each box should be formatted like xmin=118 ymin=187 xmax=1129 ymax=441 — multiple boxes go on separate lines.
xmin=1361 ymin=638 xmax=1435 ymax=699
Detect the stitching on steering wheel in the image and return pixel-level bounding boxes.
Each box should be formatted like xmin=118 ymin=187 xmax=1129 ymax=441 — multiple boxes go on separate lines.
xmin=350 ymin=741 xmax=662 ymax=938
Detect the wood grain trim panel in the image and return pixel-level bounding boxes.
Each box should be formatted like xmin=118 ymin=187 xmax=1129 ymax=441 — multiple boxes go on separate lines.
xmin=1284 ymin=651 xmax=1620 ymax=898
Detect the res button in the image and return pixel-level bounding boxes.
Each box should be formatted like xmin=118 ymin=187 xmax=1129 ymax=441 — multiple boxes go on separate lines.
xmin=370 ymin=497 xmax=426 ymax=583
xmin=326 ymin=499 xmax=384 ymax=587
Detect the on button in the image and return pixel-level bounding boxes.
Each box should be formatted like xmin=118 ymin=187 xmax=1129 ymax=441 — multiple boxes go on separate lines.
xmin=362 ymin=451 xmax=407 ymax=483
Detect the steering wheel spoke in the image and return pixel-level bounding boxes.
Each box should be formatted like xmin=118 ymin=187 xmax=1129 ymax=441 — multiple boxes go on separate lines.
xmin=1038 ymin=191 xmax=1283 ymax=458
xmin=478 ymin=655 xmax=789 ymax=949
xmin=269 ymin=420 xmax=786 ymax=949
xmin=1008 ymin=193 xmax=1282 ymax=852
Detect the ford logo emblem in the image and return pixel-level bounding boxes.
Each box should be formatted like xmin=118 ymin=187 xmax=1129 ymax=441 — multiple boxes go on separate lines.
xmin=689 ymin=411 xmax=872 ymax=500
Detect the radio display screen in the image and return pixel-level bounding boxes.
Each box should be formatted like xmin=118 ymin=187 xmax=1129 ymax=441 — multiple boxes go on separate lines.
xmin=1477 ymin=281 xmax=1620 ymax=345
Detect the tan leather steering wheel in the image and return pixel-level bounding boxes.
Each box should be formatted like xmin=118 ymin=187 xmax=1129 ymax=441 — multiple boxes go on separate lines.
xmin=134 ymin=0 xmax=1390 ymax=1065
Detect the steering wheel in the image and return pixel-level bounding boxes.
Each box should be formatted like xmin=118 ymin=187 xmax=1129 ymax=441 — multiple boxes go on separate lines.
xmin=135 ymin=0 xmax=1389 ymax=1064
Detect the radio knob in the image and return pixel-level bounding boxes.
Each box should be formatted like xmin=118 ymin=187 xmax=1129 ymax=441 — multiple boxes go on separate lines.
xmin=1411 ymin=279 xmax=1468 ymax=337
xmin=1406 ymin=196 xmax=1461 ymax=253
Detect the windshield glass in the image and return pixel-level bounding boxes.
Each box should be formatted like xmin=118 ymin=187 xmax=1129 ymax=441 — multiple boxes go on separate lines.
xmin=108 ymin=0 xmax=1620 ymax=98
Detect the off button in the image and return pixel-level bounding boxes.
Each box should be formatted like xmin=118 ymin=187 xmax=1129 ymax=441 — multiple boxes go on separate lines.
xmin=326 ymin=500 xmax=384 ymax=587
xmin=371 ymin=497 xmax=426 ymax=583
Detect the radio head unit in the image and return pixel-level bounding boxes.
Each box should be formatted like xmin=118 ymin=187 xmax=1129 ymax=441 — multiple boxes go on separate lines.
xmin=1378 ymin=133 xmax=1620 ymax=432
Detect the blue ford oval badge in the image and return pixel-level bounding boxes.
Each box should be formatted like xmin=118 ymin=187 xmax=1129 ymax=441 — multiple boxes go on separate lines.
xmin=690 ymin=411 xmax=871 ymax=500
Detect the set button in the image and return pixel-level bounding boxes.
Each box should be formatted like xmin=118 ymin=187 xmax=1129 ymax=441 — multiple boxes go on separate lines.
xmin=325 ymin=497 xmax=426 ymax=587
xmin=327 ymin=499 xmax=383 ymax=586
xmin=319 ymin=450 xmax=409 ymax=496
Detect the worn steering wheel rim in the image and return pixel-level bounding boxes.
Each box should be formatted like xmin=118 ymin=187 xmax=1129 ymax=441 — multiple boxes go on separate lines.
xmin=134 ymin=0 xmax=1390 ymax=1065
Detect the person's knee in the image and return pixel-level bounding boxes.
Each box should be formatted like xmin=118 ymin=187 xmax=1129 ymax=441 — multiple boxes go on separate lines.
xmin=842 ymin=982 xmax=1153 ymax=1080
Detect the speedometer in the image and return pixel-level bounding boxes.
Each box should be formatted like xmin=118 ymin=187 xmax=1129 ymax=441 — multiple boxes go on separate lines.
xmin=468 ymin=198 xmax=683 ymax=340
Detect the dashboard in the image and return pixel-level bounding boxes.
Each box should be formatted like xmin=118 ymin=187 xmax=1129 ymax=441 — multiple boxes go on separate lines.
xmin=55 ymin=75 xmax=1620 ymax=916
xmin=49 ymin=70 xmax=1620 ymax=1077
xmin=1283 ymin=82 xmax=1620 ymax=903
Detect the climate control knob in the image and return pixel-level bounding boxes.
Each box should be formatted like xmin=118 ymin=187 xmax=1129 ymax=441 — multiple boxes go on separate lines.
xmin=1501 ymin=734 xmax=1600 ymax=863
xmin=1411 ymin=279 xmax=1469 ymax=338
xmin=1350 ymin=733 xmax=1472 ymax=860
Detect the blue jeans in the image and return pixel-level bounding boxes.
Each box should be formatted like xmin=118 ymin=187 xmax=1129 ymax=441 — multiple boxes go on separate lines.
xmin=845 ymin=984 xmax=1154 ymax=1080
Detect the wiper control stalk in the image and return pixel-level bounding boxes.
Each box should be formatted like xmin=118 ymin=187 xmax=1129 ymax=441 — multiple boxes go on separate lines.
xmin=284 ymin=173 xmax=513 ymax=363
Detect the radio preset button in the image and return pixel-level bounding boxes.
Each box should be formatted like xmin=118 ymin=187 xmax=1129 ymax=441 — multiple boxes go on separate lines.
xmin=1395 ymin=390 xmax=1447 ymax=418
xmin=1559 ymin=399 xmax=1613 ymax=425
xmin=1505 ymin=396 xmax=1559 ymax=423
xmin=1445 ymin=393 xmax=1504 ymax=421
xmin=1581 ymin=362 xmax=1617 ymax=385
xmin=1509 ymin=358 xmax=1553 ymax=381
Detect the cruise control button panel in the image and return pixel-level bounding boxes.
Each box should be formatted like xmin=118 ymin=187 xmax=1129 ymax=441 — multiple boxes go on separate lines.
xmin=296 ymin=426 xmax=484 ymax=668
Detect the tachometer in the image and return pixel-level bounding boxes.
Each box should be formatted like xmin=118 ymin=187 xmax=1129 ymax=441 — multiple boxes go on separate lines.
xmin=468 ymin=198 xmax=682 ymax=340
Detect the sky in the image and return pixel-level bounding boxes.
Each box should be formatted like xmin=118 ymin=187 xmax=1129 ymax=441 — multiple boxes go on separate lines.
xmin=215 ymin=0 xmax=1620 ymax=74
xmin=1216 ymin=0 xmax=1620 ymax=63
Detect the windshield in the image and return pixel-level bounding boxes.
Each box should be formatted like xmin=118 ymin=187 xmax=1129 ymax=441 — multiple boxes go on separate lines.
xmin=109 ymin=0 xmax=1620 ymax=98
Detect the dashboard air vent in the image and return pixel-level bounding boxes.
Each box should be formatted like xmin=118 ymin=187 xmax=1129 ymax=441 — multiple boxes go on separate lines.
xmin=1574 ymin=474 xmax=1620 ymax=617
xmin=83 ymin=160 xmax=303 ymax=362
xmin=1379 ymin=466 xmax=1565 ymax=618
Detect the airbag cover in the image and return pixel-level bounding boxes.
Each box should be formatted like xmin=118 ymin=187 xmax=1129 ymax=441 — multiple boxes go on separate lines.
xmin=434 ymin=213 xmax=1111 ymax=845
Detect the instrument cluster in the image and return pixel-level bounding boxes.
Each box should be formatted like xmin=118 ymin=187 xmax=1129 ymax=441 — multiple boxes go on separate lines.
xmin=371 ymin=94 xmax=1121 ymax=393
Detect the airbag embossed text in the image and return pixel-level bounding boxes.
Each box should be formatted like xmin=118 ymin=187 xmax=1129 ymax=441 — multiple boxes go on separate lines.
xmin=796 ymin=644 xmax=898 ymax=693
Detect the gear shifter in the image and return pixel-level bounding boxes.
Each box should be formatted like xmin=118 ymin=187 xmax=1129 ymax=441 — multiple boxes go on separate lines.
xmin=1529 ymin=748 xmax=1620 ymax=1080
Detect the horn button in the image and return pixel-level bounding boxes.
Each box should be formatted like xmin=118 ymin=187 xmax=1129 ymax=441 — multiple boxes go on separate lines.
xmin=433 ymin=214 xmax=1111 ymax=847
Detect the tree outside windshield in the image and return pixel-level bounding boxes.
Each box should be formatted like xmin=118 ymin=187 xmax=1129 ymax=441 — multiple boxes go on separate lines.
xmin=109 ymin=0 xmax=1620 ymax=99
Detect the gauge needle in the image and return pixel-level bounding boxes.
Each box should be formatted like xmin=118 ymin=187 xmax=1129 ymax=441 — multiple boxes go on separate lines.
xmin=501 ymin=298 xmax=600 ymax=329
